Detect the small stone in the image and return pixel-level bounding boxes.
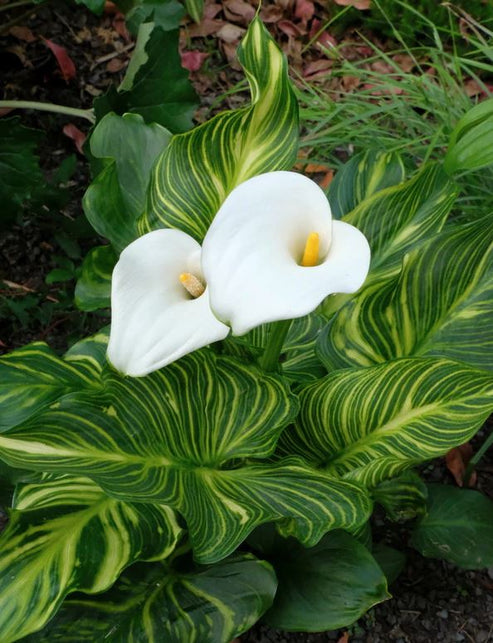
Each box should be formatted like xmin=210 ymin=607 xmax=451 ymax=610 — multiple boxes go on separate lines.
xmin=437 ymin=609 xmax=448 ymax=619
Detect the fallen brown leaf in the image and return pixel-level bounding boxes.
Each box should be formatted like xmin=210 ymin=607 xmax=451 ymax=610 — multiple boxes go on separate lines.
xmin=188 ymin=18 xmax=226 ymax=38
xmin=295 ymin=0 xmax=315 ymax=24
xmin=42 ymin=37 xmax=76 ymax=82
xmin=106 ymin=57 xmax=126 ymax=73
xmin=445 ymin=443 xmax=477 ymax=487
xmin=337 ymin=632 xmax=350 ymax=643
xmin=181 ymin=50 xmax=209 ymax=72
xmin=63 ymin=123 xmax=86 ymax=155
xmin=334 ymin=0 xmax=370 ymax=8
xmin=223 ymin=0 xmax=256 ymax=24
xmin=216 ymin=23 xmax=245 ymax=43
xmin=278 ymin=19 xmax=306 ymax=37
xmin=8 ymin=25 xmax=36 ymax=43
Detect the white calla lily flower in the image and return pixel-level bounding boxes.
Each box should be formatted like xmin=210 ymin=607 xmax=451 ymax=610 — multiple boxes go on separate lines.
xmin=202 ymin=171 xmax=371 ymax=335
xmin=107 ymin=229 xmax=229 ymax=377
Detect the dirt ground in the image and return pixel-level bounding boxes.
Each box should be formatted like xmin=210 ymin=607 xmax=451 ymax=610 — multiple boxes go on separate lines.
xmin=1 ymin=3 xmax=493 ymax=641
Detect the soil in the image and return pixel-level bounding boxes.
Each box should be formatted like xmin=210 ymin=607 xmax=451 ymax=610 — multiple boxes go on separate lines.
xmin=1 ymin=2 xmax=492 ymax=642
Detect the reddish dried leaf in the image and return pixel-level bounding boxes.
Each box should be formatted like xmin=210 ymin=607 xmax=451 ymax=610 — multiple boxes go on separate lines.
xmin=106 ymin=57 xmax=126 ymax=73
xmin=278 ymin=19 xmax=305 ymax=38
xmin=319 ymin=169 xmax=334 ymax=189
xmin=203 ymin=2 xmax=223 ymax=19
xmin=63 ymin=123 xmax=86 ymax=155
xmin=42 ymin=38 xmax=76 ymax=82
xmin=0 ymin=107 xmax=14 ymax=118
xmin=445 ymin=443 xmax=477 ymax=487
xmin=338 ymin=632 xmax=350 ymax=643
xmin=393 ymin=53 xmax=415 ymax=73
xmin=8 ymin=25 xmax=36 ymax=43
xmin=104 ymin=1 xmax=119 ymax=13
xmin=181 ymin=50 xmax=208 ymax=71
xmin=303 ymin=59 xmax=333 ymax=78
xmin=305 ymin=162 xmax=331 ymax=173
xmin=295 ymin=0 xmax=315 ymax=23
xmin=317 ymin=31 xmax=338 ymax=51
xmin=113 ymin=12 xmax=131 ymax=42
xmin=334 ymin=0 xmax=370 ymax=8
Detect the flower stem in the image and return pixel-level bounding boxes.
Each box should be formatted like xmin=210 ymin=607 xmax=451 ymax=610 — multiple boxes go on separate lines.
xmin=259 ymin=320 xmax=292 ymax=372
xmin=464 ymin=427 xmax=493 ymax=486
xmin=0 ymin=100 xmax=96 ymax=124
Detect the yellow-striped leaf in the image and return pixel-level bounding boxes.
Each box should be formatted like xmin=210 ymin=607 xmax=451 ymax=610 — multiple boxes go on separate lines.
xmin=0 ymin=475 xmax=182 ymax=643
xmin=25 ymin=554 xmax=276 ymax=643
xmin=328 ymin=150 xmax=406 ymax=219
xmin=0 ymin=343 xmax=371 ymax=562
xmin=372 ymin=471 xmax=428 ymax=521
xmin=75 ymin=245 xmax=116 ymax=311
xmin=322 ymin=163 xmax=457 ymax=316
xmin=280 ymin=358 xmax=493 ymax=488
xmin=140 ymin=17 xmax=299 ymax=241
xmin=318 ymin=217 xmax=493 ymax=371
xmin=0 ymin=343 xmax=102 ymax=433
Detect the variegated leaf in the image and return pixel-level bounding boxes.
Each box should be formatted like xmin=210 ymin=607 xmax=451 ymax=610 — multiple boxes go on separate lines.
xmin=372 ymin=470 xmax=428 ymax=521
xmin=25 ymin=554 xmax=276 ymax=643
xmin=0 ymin=342 xmax=102 ymax=433
xmin=0 ymin=344 xmax=371 ymax=562
xmin=0 ymin=475 xmax=182 ymax=643
xmin=328 ymin=150 xmax=406 ymax=219
xmin=280 ymin=358 xmax=493 ymax=487
xmin=140 ymin=17 xmax=298 ymax=241
xmin=322 ymin=163 xmax=457 ymax=316
xmin=224 ymin=313 xmax=327 ymax=384
xmin=74 ymin=245 xmax=116 ymax=311
xmin=318 ymin=217 xmax=493 ymax=371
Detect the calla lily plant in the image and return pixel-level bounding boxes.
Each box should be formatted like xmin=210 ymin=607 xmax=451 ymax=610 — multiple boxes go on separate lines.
xmin=107 ymin=171 xmax=371 ymax=376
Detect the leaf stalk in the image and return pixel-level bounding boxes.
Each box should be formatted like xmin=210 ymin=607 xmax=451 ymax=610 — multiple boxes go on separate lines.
xmin=0 ymin=100 xmax=96 ymax=124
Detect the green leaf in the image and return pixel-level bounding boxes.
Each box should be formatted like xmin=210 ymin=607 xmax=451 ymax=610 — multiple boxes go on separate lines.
xmin=258 ymin=529 xmax=389 ymax=631
xmin=185 ymin=0 xmax=203 ymax=22
xmin=328 ymin=150 xmax=406 ymax=219
xmin=75 ymin=245 xmax=117 ymax=311
xmin=0 ymin=117 xmax=44 ymax=225
xmin=445 ymin=98 xmax=493 ymax=173
xmin=74 ymin=0 xmax=105 ymax=13
xmin=94 ymin=22 xmax=197 ymax=133
xmin=0 ymin=344 xmax=371 ymax=563
xmin=123 ymin=0 xmax=185 ymax=35
xmin=84 ymin=113 xmax=171 ymax=251
xmin=26 ymin=554 xmax=276 ymax=643
xmin=372 ymin=471 xmax=428 ymax=521
xmin=410 ymin=484 xmax=493 ymax=569
xmin=318 ymin=217 xmax=493 ymax=372
xmin=322 ymin=163 xmax=457 ymax=317
xmin=0 ymin=475 xmax=182 ymax=642
xmin=371 ymin=543 xmax=406 ymax=586
xmin=280 ymin=358 xmax=493 ymax=487
xmin=0 ymin=343 xmax=102 ymax=433
xmin=140 ymin=17 xmax=299 ymax=242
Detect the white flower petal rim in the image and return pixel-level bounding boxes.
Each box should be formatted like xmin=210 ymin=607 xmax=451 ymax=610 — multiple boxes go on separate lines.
xmin=107 ymin=229 xmax=229 ymax=377
xmin=202 ymin=171 xmax=371 ymax=336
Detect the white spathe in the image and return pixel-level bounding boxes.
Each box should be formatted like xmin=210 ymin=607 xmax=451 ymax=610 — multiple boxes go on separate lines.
xmin=202 ymin=171 xmax=371 ymax=335
xmin=107 ymin=229 xmax=229 ymax=377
